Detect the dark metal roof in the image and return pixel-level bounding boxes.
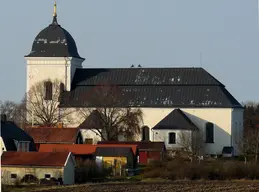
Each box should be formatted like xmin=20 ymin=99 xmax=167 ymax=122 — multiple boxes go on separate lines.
xmin=71 ymin=68 xmax=223 ymax=86
xmin=95 ymin=147 xmax=134 ymax=157
xmin=152 ymin=109 xmax=198 ymax=130
xmin=25 ymin=16 xmax=84 ymax=59
xmin=0 ymin=121 xmax=37 ymax=151
xmin=59 ymin=75 xmax=242 ymax=108
xmin=78 ymin=110 xmax=104 ymax=130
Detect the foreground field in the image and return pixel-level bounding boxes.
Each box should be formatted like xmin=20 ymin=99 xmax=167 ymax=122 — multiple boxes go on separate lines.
xmin=29 ymin=181 xmax=259 ymax=192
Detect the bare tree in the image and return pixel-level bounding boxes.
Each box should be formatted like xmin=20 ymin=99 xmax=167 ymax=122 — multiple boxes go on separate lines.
xmin=0 ymin=100 xmax=19 ymax=120
xmin=77 ymin=84 xmax=143 ymax=141
xmin=0 ymin=100 xmax=27 ymax=128
xmin=238 ymin=127 xmax=259 ymax=163
xmin=178 ymin=130 xmax=205 ymax=161
xmin=237 ymin=131 xmax=251 ymax=164
xmin=24 ymin=79 xmax=74 ymax=127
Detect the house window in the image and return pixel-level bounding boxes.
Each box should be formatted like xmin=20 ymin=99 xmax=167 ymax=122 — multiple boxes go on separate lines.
xmin=45 ymin=174 xmax=51 ymax=179
xmin=85 ymin=138 xmax=93 ymax=144
xmin=205 ymin=122 xmax=214 ymax=143
xmin=44 ymin=81 xmax=53 ymax=100
xmin=18 ymin=141 xmax=30 ymax=152
xmin=168 ymin=132 xmax=176 ymax=144
xmin=11 ymin=174 xmax=17 ymax=179
xmin=142 ymin=126 xmax=150 ymax=141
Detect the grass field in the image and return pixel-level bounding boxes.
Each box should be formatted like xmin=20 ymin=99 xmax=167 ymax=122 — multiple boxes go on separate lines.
xmin=4 ymin=181 xmax=259 ymax=192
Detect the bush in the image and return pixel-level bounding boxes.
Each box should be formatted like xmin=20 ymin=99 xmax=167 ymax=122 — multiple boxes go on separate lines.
xmin=143 ymin=159 xmax=259 ymax=180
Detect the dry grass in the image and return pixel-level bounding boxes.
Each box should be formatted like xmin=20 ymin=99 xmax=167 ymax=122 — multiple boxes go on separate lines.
xmin=5 ymin=181 xmax=259 ymax=192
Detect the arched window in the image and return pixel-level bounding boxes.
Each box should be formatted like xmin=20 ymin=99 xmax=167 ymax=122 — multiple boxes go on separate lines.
xmin=60 ymin=82 xmax=65 ymax=93
xmin=168 ymin=132 xmax=176 ymax=144
xmin=44 ymin=81 xmax=52 ymax=100
xmin=205 ymin=122 xmax=214 ymax=143
xmin=142 ymin=126 xmax=150 ymax=141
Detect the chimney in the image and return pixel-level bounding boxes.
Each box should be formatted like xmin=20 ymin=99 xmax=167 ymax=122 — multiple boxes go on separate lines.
xmin=57 ymin=122 xmax=63 ymax=128
xmin=1 ymin=114 xmax=7 ymax=122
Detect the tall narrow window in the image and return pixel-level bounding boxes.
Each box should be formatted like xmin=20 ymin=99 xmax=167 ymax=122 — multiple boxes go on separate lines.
xmin=141 ymin=126 xmax=150 ymax=141
xmin=205 ymin=122 xmax=214 ymax=143
xmin=44 ymin=81 xmax=52 ymax=100
xmin=168 ymin=132 xmax=176 ymax=144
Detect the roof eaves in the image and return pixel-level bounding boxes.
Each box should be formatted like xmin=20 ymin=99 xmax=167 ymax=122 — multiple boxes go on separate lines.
xmin=36 ymin=142 xmax=75 ymax=144
xmin=1 ymin=165 xmax=64 ymax=168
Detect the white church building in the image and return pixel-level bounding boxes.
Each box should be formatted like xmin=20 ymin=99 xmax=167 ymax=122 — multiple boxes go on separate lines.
xmin=25 ymin=3 xmax=244 ymax=156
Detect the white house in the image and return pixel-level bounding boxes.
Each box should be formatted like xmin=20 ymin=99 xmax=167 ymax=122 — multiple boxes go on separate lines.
xmin=1 ymin=151 xmax=76 ymax=185
xmin=24 ymin=3 xmax=244 ymax=156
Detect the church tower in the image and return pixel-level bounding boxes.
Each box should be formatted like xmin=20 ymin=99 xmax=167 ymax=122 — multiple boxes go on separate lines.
xmin=25 ymin=2 xmax=85 ymax=93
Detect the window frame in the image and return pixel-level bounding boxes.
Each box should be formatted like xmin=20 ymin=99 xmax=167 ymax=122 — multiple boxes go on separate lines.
xmin=141 ymin=126 xmax=150 ymax=141
xmin=45 ymin=174 xmax=51 ymax=179
xmin=44 ymin=81 xmax=53 ymax=100
xmin=205 ymin=122 xmax=214 ymax=143
xmin=168 ymin=132 xmax=176 ymax=144
xmin=17 ymin=141 xmax=31 ymax=152
xmin=10 ymin=174 xmax=17 ymax=179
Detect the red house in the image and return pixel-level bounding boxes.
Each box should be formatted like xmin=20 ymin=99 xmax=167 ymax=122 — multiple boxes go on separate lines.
xmin=97 ymin=141 xmax=166 ymax=165
xmin=24 ymin=127 xmax=83 ymax=150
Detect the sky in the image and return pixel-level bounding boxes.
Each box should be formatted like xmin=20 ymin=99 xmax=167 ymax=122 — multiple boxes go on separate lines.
xmin=0 ymin=0 xmax=259 ymax=103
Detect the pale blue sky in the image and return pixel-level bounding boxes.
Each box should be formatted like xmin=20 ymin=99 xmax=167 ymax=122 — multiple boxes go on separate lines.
xmin=0 ymin=0 xmax=258 ymax=103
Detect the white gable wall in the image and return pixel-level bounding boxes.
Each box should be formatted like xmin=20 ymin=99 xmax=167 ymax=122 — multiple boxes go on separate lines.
xmin=0 ymin=137 xmax=6 ymax=153
xmin=153 ymin=130 xmax=192 ymax=150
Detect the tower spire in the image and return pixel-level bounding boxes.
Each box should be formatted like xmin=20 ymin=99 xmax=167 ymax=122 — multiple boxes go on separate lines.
xmin=52 ymin=1 xmax=58 ymax=25
xmin=53 ymin=1 xmax=57 ymax=17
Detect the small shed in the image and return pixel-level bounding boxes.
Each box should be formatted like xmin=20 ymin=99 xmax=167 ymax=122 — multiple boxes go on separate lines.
xmin=1 ymin=151 xmax=76 ymax=185
xmin=94 ymin=147 xmax=136 ymax=171
xmin=98 ymin=141 xmax=166 ymax=165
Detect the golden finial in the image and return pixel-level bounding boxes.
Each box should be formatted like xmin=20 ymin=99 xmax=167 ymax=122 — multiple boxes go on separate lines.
xmin=53 ymin=1 xmax=57 ymax=17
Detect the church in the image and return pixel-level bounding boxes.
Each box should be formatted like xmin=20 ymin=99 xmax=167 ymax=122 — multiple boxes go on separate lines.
xmin=24 ymin=3 xmax=243 ymax=156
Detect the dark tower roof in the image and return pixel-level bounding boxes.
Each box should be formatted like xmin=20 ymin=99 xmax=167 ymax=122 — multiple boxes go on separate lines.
xmin=25 ymin=2 xmax=84 ymax=60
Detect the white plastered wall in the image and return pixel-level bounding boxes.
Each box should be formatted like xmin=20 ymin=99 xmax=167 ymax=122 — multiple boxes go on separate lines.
xmin=68 ymin=107 xmax=242 ymax=155
xmin=25 ymin=57 xmax=83 ymax=93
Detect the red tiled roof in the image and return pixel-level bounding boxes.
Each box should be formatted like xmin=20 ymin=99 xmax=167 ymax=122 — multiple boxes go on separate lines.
xmin=24 ymin=127 xmax=80 ymax=143
xmin=97 ymin=141 xmax=165 ymax=151
xmin=39 ymin=144 xmax=138 ymax=155
xmin=39 ymin=144 xmax=97 ymax=155
xmin=1 ymin=152 xmax=70 ymax=167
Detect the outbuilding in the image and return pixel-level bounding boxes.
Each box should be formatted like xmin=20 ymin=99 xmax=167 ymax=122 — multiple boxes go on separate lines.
xmin=1 ymin=151 xmax=76 ymax=185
